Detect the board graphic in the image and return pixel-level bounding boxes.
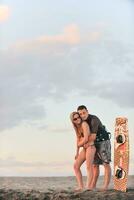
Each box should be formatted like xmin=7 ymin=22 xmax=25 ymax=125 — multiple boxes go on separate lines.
xmin=114 ymin=117 xmax=129 ymax=192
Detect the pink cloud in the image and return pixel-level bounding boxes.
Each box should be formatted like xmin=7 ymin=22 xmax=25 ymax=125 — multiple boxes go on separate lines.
xmin=10 ymin=24 xmax=103 ymax=52
xmin=10 ymin=24 xmax=80 ymax=52
xmin=37 ymin=24 xmax=80 ymax=45
xmin=0 ymin=5 xmax=10 ymax=22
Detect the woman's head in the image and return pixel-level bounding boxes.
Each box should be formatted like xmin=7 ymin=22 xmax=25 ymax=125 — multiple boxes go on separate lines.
xmin=70 ymin=112 xmax=82 ymax=127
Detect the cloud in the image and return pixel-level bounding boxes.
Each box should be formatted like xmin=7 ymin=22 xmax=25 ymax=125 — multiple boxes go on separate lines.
xmin=38 ymin=24 xmax=80 ymax=45
xmin=0 ymin=157 xmax=72 ymax=168
xmin=11 ymin=24 xmax=102 ymax=52
xmin=0 ymin=5 xmax=10 ymax=22
xmin=46 ymin=127 xmax=71 ymax=133
xmin=0 ymin=24 xmax=134 ymax=131
xmin=12 ymin=24 xmax=81 ymax=51
xmin=86 ymin=31 xmax=102 ymax=43
xmin=0 ymin=157 xmax=134 ymax=175
xmin=0 ymin=157 xmax=74 ymax=176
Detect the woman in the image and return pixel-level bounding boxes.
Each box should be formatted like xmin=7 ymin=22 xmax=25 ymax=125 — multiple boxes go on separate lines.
xmin=70 ymin=111 xmax=96 ymax=191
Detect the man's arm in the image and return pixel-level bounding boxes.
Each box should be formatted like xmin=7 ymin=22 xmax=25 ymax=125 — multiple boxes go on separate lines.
xmin=88 ymin=133 xmax=96 ymax=142
xmin=83 ymin=117 xmax=99 ymax=148
xmin=89 ymin=117 xmax=100 ymax=142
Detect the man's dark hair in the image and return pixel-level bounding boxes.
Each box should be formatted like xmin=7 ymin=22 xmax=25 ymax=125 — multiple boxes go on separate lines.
xmin=77 ymin=105 xmax=88 ymax=111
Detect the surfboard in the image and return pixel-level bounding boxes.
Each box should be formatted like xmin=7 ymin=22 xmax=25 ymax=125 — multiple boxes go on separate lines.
xmin=114 ymin=117 xmax=129 ymax=192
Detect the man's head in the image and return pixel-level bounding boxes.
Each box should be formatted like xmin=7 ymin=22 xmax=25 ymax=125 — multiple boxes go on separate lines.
xmin=77 ymin=105 xmax=89 ymax=120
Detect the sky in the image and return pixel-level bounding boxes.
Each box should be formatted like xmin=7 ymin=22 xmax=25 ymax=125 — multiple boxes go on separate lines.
xmin=0 ymin=0 xmax=134 ymax=176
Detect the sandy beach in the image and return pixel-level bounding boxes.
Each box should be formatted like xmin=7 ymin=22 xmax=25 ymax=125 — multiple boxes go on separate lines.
xmin=0 ymin=176 xmax=134 ymax=200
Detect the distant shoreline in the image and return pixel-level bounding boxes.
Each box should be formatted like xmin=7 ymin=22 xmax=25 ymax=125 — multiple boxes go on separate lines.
xmin=0 ymin=175 xmax=133 ymax=177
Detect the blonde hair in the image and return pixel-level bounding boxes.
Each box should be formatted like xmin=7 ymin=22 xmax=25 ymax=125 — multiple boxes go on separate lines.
xmin=70 ymin=112 xmax=78 ymax=123
xmin=70 ymin=111 xmax=82 ymax=138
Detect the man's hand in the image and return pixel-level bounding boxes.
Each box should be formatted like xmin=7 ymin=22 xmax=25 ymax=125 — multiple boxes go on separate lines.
xmin=83 ymin=142 xmax=91 ymax=149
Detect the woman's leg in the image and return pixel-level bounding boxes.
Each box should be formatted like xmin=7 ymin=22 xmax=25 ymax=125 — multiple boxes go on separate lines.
xmin=85 ymin=145 xmax=96 ymax=190
xmin=74 ymin=148 xmax=86 ymax=190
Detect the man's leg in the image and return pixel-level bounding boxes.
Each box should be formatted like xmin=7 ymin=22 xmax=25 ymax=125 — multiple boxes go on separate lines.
xmin=85 ymin=145 xmax=96 ymax=189
xmin=99 ymin=140 xmax=111 ymax=190
xmin=89 ymin=164 xmax=100 ymax=189
xmin=101 ymin=163 xmax=111 ymax=190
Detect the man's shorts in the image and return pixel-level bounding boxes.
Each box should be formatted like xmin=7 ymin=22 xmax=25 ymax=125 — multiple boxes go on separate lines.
xmin=94 ymin=140 xmax=111 ymax=165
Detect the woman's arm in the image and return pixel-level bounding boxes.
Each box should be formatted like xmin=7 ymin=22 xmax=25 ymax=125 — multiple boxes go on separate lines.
xmin=76 ymin=137 xmax=80 ymax=154
xmin=74 ymin=132 xmax=81 ymax=159
xmin=77 ymin=122 xmax=90 ymax=147
xmin=72 ymin=124 xmax=80 ymax=157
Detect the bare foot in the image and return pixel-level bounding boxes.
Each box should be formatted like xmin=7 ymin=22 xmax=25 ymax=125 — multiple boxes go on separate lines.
xmin=98 ymin=187 xmax=108 ymax=191
xmin=84 ymin=187 xmax=95 ymax=191
xmin=74 ymin=187 xmax=83 ymax=192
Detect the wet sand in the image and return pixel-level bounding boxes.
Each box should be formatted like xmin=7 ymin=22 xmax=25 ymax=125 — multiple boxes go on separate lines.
xmin=0 ymin=176 xmax=134 ymax=199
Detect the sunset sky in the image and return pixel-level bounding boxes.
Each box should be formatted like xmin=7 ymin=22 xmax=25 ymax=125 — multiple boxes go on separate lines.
xmin=0 ymin=0 xmax=134 ymax=176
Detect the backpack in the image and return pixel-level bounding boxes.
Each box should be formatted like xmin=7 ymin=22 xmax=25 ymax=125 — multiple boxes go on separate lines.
xmin=96 ymin=125 xmax=111 ymax=142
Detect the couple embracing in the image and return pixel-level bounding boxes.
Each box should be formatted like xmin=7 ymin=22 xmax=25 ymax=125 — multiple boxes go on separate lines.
xmin=70 ymin=105 xmax=111 ymax=191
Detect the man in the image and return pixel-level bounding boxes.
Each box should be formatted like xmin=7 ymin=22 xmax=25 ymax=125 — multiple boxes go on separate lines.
xmin=77 ymin=105 xmax=111 ymax=191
